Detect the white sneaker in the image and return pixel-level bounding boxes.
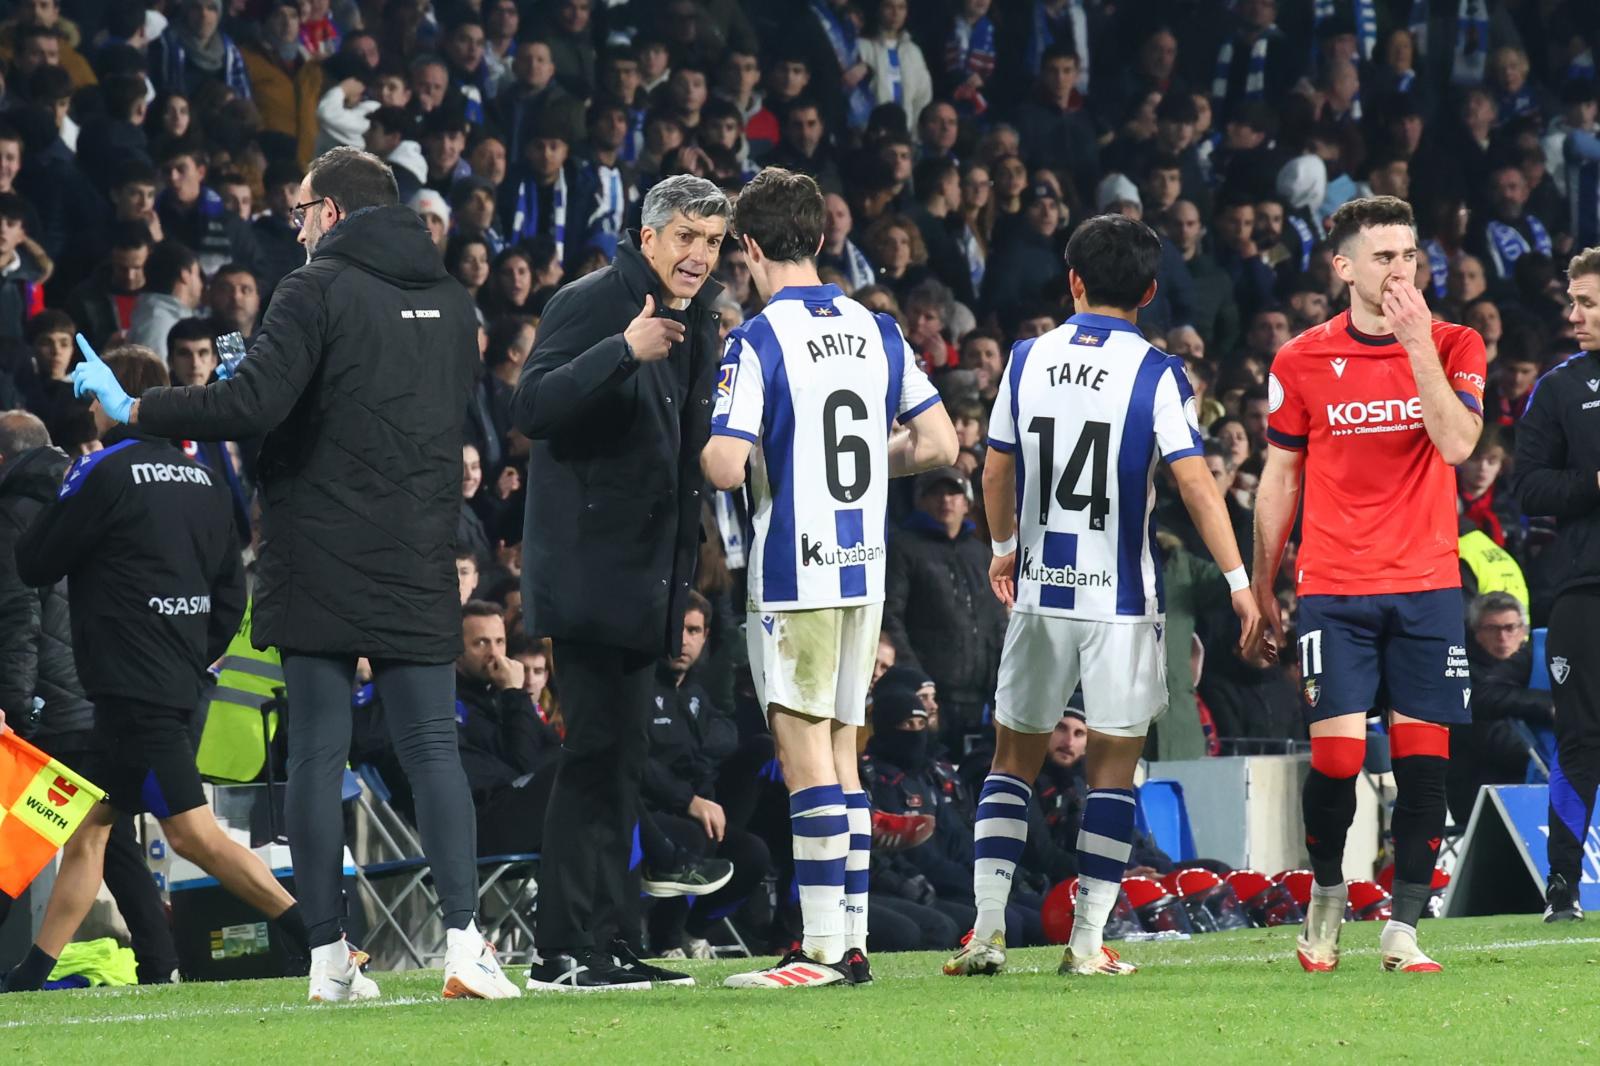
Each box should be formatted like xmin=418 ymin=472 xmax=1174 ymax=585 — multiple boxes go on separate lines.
xmin=308 ymin=938 xmax=381 ymax=1003
xmin=1380 ymin=921 xmax=1442 ymax=973
xmin=723 ymin=949 xmax=850 ymax=989
xmin=943 ymin=930 xmax=1006 ymax=976
xmin=1058 ymin=944 xmax=1137 ymax=976
xmin=443 ymin=924 xmax=523 ymax=1000
xmin=1296 ymin=885 xmax=1346 ymax=973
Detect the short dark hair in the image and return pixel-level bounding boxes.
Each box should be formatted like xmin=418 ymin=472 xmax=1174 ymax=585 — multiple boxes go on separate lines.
xmin=913 ymin=156 xmax=958 ymax=201
xmin=110 ymin=218 xmax=155 ymax=252
xmin=485 ymin=314 xmax=535 ymax=370
xmin=166 ymin=316 xmax=216 ymax=351
xmin=306 ymin=145 xmax=398 ymax=212
xmin=733 ymin=167 xmax=824 ymax=264
xmin=101 ymin=73 xmax=147 ymax=121
xmin=462 ymin=599 xmax=503 ymax=621
xmin=157 ymin=136 xmax=207 ymax=168
xmin=368 ymin=105 xmax=413 ymax=136
xmin=1064 ymin=214 xmax=1163 ymax=311
xmin=0 ymin=192 xmax=30 ymax=224
xmin=25 ymin=308 xmax=74 ymax=343
xmin=684 ymin=589 xmax=712 ymax=625
xmin=146 ymin=240 xmax=199 ymax=292
xmin=102 ymin=344 xmax=171 ymax=396
xmin=112 ymin=157 xmax=158 ymax=190
xmin=27 ymin=64 xmax=72 ymax=105
xmin=1325 ymin=194 xmax=1415 ymax=255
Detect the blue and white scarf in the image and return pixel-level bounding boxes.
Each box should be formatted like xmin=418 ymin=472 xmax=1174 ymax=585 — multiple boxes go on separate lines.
xmin=618 ymin=107 xmax=646 ymax=164
xmin=842 ymin=239 xmax=876 ymax=292
xmin=1286 ymin=214 xmax=1315 ymax=272
xmin=511 ymin=167 xmax=568 ymax=261
xmin=1214 ymin=29 xmax=1270 ymax=105
xmin=586 ymin=162 xmax=631 ymax=235
xmin=1486 ymin=215 xmax=1551 ymax=276
xmin=885 ymin=43 xmax=903 ymax=106
xmin=1452 ymin=0 xmax=1491 ymax=86
xmin=959 ymin=224 xmax=984 ymax=289
xmin=811 ymin=0 xmax=874 ymax=129
xmin=1423 ymin=238 xmax=1449 ymax=297
xmin=1408 ymin=0 xmax=1429 ymax=55
xmin=1027 ymin=1 xmax=1088 ymax=90
xmin=1357 ymin=0 xmax=1377 ymax=61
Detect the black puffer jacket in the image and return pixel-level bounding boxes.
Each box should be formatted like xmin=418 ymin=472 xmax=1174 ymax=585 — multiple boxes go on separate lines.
xmin=137 ymin=204 xmax=477 ymax=662
xmin=882 ymin=511 xmax=1006 ymax=712
xmin=0 ymin=446 xmax=94 ymax=738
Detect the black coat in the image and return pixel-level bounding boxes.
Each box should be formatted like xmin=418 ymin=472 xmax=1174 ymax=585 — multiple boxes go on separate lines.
xmin=454 ymin=670 xmax=560 ymax=801
xmin=15 ymin=429 xmax=246 ymax=709
xmin=513 ymin=233 xmax=723 ymax=656
xmin=1512 ymin=350 xmax=1600 ymax=601
xmin=883 ymin=512 xmax=1006 ymax=711
xmin=137 ymin=204 xmax=478 ymax=663
xmin=643 ymin=665 xmax=738 ymax=814
xmin=0 ymin=446 xmax=95 ymax=738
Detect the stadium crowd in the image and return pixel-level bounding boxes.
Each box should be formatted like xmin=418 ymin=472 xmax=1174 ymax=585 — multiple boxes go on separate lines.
xmin=0 ymin=0 xmax=1596 ymax=964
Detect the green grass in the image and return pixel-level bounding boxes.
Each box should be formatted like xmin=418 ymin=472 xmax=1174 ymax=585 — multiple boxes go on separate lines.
xmin=3 ymin=916 xmax=1598 ymax=1064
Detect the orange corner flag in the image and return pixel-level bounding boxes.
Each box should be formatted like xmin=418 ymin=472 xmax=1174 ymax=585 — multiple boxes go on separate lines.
xmin=0 ymin=731 xmax=106 ymax=898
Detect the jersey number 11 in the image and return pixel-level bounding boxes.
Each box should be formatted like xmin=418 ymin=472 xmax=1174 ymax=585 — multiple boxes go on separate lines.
xmin=1028 ymin=417 xmax=1111 ymax=531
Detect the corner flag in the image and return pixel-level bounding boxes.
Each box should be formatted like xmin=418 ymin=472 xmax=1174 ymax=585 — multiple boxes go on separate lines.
xmin=0 ymin=730 xmax=105 ymax=897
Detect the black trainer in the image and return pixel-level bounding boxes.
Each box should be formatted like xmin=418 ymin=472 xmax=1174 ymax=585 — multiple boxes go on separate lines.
xmin=525 ymin=949 xmax=653 ymax=992
xmin=610 ymin=939 xmax=696 ymax=987
xmin=842 ymin=947 xmax=873 ymax=985
xmin=641 ymin=853 xmax=735 ymax=898
xmin=1544 ymin=874 xmax=1584 ymax=922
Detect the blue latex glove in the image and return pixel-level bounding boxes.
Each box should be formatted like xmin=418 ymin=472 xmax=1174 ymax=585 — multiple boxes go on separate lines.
xmin=69 ymin=333 xmax=135 ymax=423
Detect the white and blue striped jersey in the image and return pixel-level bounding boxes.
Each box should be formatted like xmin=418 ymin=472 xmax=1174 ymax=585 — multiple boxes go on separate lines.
xmin=988 ymin=313 xmax=1204 ymax=622
xmin=711 ymin=283 xmax=940 ymax=611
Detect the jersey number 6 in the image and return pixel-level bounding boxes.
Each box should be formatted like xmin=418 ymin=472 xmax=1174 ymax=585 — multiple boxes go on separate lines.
xmin=823 ymin=389 xmax=871 ymax=504
xmin=1027 ymin=417 xmax=1111 ymax=531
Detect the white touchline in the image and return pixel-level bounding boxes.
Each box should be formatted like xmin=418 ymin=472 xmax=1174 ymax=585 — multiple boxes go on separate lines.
xmin=0 ymin=993 xmax=438 ymax=1030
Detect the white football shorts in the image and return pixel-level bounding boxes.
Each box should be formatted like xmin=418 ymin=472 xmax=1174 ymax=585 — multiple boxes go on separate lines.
xmin=993 ymin=611 xmax=1168 ymax=738
xmin=747 ymin=602 xmax=883 ymax=727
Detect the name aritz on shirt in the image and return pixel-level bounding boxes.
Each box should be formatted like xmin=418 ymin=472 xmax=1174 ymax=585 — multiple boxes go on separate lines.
xmin=800 ymin=534 xmax=884 ymax=567
xmin=1019 ymin=548 xmax=1111 ymax=588
xmin=807 ymin=332 xmax=867 ymax=362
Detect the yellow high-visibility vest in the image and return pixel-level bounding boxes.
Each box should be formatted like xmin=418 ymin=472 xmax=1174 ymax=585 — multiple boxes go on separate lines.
xmin=195 ymin=599 xmax=283 ymax=783
xmin=1459 ymin=529 xmax=1529 ymax=610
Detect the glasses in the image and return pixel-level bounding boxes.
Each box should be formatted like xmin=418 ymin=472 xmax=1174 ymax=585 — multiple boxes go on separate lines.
xmin=1475 ymin=621 xmax=1526 ymax=637
xmin=290 ymin=197 xmax=327 ymax=229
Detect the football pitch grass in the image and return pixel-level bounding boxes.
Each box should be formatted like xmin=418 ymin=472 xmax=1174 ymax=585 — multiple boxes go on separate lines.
xmin=2 ymin=915 xmax=1596 ymax=1064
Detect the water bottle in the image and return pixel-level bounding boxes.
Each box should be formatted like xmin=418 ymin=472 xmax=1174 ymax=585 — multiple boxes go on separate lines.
xmin=216 ymin=331 xmax=248 ymax=380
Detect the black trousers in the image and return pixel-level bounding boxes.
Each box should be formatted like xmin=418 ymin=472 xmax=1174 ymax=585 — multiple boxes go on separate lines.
xmin=1546 ymin=590 xmax=1600 ymax=884
xmin=37 ymin=733 xmax=180 ymax=983
xmin=647 ymin=812 xmax=771 ymax=948
xmin=536 ymin=639 xmax=655 ymax=952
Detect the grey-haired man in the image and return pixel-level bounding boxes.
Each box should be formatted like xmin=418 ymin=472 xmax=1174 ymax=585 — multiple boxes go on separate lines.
xmin=512 ymin=174 xmax=731 ymax=990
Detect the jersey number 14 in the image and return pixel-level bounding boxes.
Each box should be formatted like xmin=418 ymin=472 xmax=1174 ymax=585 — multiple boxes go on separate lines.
xmin=1028 ymin=417 xmax=1110 ymax=531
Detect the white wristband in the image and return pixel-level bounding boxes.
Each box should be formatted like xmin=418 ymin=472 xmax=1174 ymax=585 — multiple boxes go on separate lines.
xmin=991 ymin=534 xmax=1018 ymax=556
xmin=1224 ymin=566 xmax=1249 ymax=594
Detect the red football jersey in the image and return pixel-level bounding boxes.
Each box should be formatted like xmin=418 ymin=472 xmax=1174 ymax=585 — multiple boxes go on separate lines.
xmin=1266 ymin=310 xmax=1487 ymax=597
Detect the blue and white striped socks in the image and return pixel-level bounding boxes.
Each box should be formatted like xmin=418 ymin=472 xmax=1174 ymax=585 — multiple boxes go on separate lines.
xmin=1069 ymin=788 xmax=1136 ymax=958
xmin=973 ymin=772 xmax=1032 ymax=941
xmin=844 ymin=790 xmax=871 ymax=952
xmin=791 ymin=784 xmax=849 ymax=964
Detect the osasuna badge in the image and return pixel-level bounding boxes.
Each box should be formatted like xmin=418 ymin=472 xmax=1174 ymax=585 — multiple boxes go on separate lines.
xmin=1551 ymin=656 xmax=1570 ymax=685
xmin=1303 ymin=677 xmax=1320 ymax=708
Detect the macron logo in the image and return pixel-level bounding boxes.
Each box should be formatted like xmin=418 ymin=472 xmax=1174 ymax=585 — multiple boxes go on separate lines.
xmin=1330 ymin=358 xmax=1348 ymax=378
xmin=130 ymin=462 xmax=213 ymax=487
xmin=400 ymin=309 xmax=441 ymax=319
